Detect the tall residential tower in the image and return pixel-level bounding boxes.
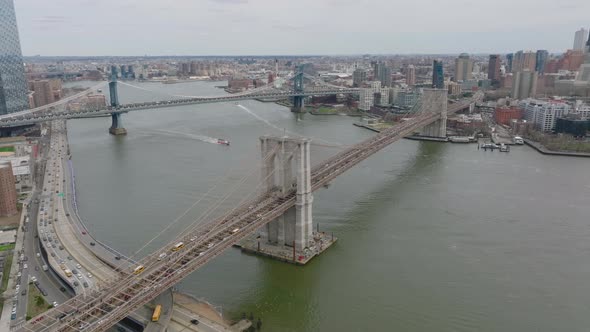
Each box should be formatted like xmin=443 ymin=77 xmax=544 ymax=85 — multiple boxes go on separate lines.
xmin=0 ymin=0 xmax=29 ymax=115
xmin=573 ymin=28 xmax=589 ymax=51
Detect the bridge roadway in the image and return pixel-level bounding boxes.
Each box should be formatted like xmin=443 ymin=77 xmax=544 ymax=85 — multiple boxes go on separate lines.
xmin=0 ymin=88 xmax=359 ymax=128
xmin=20 ymin=101 xmax=471 ymax=332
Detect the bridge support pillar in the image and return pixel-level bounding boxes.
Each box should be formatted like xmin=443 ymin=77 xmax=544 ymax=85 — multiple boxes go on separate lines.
xmin=109 ymin=113 xmax=127 ymax=135
xmin=108 ymin=66 xmax=127 ymax=135
xmin=419 ymin=88 xmax=448 ymax=138
xmin=258 ymin=136 xmax=313 ymax=252
xmin=291 ymin=96 xmax=305 ymax=113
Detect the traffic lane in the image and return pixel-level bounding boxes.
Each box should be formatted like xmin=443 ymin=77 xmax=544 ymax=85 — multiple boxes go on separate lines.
xmin=27 ymin=193 xmax=71 ymax=304
xmin=172 ymin=307 xmax=227 ymax=332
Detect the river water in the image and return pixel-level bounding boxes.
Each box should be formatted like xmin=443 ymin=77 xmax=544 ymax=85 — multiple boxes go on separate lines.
xmin=65 ymin=81 xmax=590 ymax=331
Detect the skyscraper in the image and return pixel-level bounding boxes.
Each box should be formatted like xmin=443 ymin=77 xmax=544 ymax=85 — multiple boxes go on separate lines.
xmin=352 ymin=68 xmax=367 ymax=87
xmin=379 ymin=66 xmax=392 ymax=87
xmin=405 ymin=65 xmax=416 ymax=86
xmin=432 ymin=60 xmax=444 ymax=89
xmin=454 ymin=53 xmax=473 ymax=82
xmin=573 ymin=28 xmax=589 ymax=51
xmin=506 ymin=53 xmax=514 ymax=72
xmin=0 ymin=0 xmax=29 ymax=115
xmin=512 ymin=70 xmax=537 ymax=100
xmin=512 ymin=51 xmax=536 ymax=72
xmin=488 ymin=54 xmax=501 ymax=82
xmin=372 ymin=62 xmax=391 ymax=87
xmin=535 ymin=50 xmax=548 ymax=73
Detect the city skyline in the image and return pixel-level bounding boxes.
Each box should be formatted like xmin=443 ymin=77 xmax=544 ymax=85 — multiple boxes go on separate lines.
xmin=13 ymin=0 xmax=590 ymax=56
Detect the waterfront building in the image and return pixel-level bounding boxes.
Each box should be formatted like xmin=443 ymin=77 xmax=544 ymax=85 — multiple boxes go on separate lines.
xmin=454 ymin=53 xmax=473 ymax=82
xmin=520 ymin=98 xmax=571 ymax=131
xmin=0 ymin=0 xmax=29 ymax=115
xmin=359 ymin=88 xmax=374 ymax=111
xmin=0 ymin=161 xmax=17 ymax=217
xmin=432 ymin=60 xmax=444 ymax=88
xmin=574 ymin=28 xmax=589 ymax=51
xmin=377 ymin=88 xmax=390 ymax=106
xmin=494 ymin=106 xmax=522 ymax=125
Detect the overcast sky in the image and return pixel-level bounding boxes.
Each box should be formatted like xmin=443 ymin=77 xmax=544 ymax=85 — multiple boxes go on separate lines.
xmin=13 ymin=0 xmax=590 ymax=56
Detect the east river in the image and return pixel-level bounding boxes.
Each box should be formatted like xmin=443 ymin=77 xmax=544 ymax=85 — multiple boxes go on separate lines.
xmin=65 ymin=80 xmax=590 ymax=331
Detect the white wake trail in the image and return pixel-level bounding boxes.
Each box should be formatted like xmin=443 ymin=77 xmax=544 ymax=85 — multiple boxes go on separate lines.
xmin=151 ymin=129 xmax=219 ymax=144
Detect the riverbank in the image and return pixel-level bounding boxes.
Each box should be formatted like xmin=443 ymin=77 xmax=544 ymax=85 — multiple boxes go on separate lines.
xmin=524 ymin=139 xmax=590 ymax=158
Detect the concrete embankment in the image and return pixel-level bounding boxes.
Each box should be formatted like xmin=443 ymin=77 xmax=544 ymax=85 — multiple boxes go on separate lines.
xmin=524 ymin=139 xmax=590 ymax=158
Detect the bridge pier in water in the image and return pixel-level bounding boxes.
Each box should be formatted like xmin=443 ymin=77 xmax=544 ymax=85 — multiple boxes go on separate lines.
xmin=419 ymin=88 xmax=448 ymax=138
xmin=237 ymin=135 xmax=336 ymax=264
xmin=109 ymin=112 xmax=127 ymax=135
xmin=290 ymin=65 xmax=306 ymax=113
xmin=108 ymin=66 xmax=127 ymax=135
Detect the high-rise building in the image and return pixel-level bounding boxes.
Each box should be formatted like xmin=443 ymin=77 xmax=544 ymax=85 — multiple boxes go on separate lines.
xmin=359 ymin=88 xmax=374 ymax=111
xmin=352 ymin=68 xmax=367 ymax=87
xmin=506 ymin=53 xmax=514 ymax=72
xmin=405 ymin=65 xmax=416 ymax=86
xmin=573 ymin=28 xmax=589 ymax=51
xmin=0 ymin=0 xmax=29 ymax=115
xmin=30 ymin=80 xmax=55 ymax=108
xmin=379 ymin=66 xmax=392 ymax=87
xmin=432 ymin=60 xmax=444 ymax=88
xmin=0 ymin=161 xmax=17 ymax=217
xmin=512 ymin=51 xmax=536 ymax=72
xmin=520 ymin=99 xmax=571 ymax=132
xmin=512 ymin=70 xmax=537 ymax=100
xmin=535 ymin=50 xmax=549 ymax=73
xmin=488 ymin=54 xmax=501 ymax=83
xmin=372 ymin=62 xmax=391 ymax=87
xmin=454 ymin=53 xmax=473 ymax=82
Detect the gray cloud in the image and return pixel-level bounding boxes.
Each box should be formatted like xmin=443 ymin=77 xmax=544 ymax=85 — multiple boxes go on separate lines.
xmin=12 ymin=0 xmax=590 ymax=56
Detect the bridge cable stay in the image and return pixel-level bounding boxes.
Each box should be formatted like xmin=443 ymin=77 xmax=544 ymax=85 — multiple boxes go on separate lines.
xmin=27 ymin=98 xmax=430 ymax=330
xmin=38 ymin=145 xmax=288 ymax=331
xmin=117 ymin=80 xmax=277 ymax=100
xmin=235 ymin=103 xmax=349 ymax=148
xmin=64 ymin=144 xmax=284 ymax=292
xmin=68 ymin=96 xmax=442 ymax=330
xmin=24 ymin=93 xmax=460 ymax=332
xmin=24 ymin=144 xmax=286 ymax=330
xmin=20 ymin=146 xmax=286 ymax=332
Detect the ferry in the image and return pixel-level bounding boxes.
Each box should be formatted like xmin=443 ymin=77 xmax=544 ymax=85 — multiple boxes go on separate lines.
xmin=217 ymin=139 xmax=230 ymax=146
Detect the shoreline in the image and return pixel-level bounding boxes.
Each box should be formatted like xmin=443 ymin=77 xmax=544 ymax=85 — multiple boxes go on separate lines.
xmin=63 ymin=121 xmax=237 ymax=328
xmin=524 ymin=139 xmax=590 ymax=158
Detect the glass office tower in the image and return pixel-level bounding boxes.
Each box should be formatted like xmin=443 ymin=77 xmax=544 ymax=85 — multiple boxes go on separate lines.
xmin=0 ymin=0 xmax=29 ymax=115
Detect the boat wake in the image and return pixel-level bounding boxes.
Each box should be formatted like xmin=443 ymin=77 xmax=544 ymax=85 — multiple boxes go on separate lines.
xmin=150 ymin=129 xmax=219 ymax=145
